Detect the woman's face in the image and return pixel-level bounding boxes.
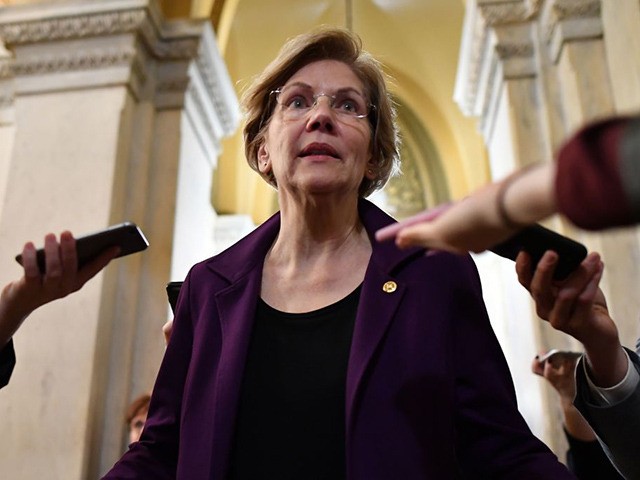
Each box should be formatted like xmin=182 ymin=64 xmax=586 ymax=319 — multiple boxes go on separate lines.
xmin=258 ymin=59 xmax=375 ymax=198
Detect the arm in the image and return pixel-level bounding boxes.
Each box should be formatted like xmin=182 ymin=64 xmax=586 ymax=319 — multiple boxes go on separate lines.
xmin=531 ymin=353 xmax=596 ymax=442
xmin=516 ymin=250 xmax=640 ymax=478
xmin=515 ymin=250 xmax=627 ymax=387
xmin=0 ymin=232 xmax=116 ymax=388
xmin=375 ymin=162 xmax=556 ymax=254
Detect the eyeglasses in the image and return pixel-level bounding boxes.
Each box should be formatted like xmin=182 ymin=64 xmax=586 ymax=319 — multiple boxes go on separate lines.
xmin=270 ymin=84 xmax=374 ymax=120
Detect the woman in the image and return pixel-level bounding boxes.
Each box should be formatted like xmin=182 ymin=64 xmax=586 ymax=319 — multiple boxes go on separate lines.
xmin=103 ymin=28 xmax=575 ymax=479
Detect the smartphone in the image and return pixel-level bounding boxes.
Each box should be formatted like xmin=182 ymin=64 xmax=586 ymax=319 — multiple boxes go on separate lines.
xmin=15 ymin=222 xmax=149 ymax=273
xmin=166 ymin=281 xmax=183 ymax=314
xmin=489 ymin=224 xmax=587 ymax=280
xmin=536 ymin=349 xmax=583 ymax=364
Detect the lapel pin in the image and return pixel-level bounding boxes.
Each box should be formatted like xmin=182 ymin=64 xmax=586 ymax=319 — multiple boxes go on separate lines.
xmin=382 ymin=281 xmax=397 ymax=293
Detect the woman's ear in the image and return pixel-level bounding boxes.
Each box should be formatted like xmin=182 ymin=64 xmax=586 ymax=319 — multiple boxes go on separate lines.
xmin=257 ymin=143 xmax=271 ymax=174
xmin=365 ymin=158 xmax=376 ymax=180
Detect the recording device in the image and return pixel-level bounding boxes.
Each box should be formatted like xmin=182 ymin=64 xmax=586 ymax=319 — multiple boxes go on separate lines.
xmin=166 ymin=281 xmax=183 ymax=314
xmin=489 ymin=224 xmax=587 ymax=280
xmin=536 ymin=349 xmax=583 ymax=364
xmin=15 ymin=222 xmax=149 ymax=273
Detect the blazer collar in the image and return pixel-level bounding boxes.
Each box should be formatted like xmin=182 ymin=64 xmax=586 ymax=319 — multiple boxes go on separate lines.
xmin=205 ymin=198 xmax=422 ymax=282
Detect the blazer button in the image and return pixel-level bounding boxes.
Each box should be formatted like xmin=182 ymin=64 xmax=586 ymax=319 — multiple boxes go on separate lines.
xmin=382 ymin=281 xmax=397 ymax=293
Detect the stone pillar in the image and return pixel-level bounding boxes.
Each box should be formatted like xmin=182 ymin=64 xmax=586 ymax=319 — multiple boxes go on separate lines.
xmin=539 ymin=0 xmax=640 ymax=352
xmin=457 ymin=0 xmax=640 ymax=458
xmin=0 ymin=1 xmax=239 ymax=478
xmin=455 ymin=0 xmax=557 ymax=449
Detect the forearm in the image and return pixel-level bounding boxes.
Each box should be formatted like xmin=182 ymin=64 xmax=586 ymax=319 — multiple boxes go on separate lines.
xmin=561 ymin=401 xmax=596 ymax=442
xmin=499 ymin=162 xmax=557 ymax=227
xmin=583 ymin=340 xmax=628 ymax=388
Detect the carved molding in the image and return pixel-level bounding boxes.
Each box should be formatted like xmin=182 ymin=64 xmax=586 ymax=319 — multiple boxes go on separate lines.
xmin=477 ymin=0 xmax=541 ymax=25
xmin=0 ymin=10 xmax=147 ymax=46
xmin=9 ymin=47 xmax=136 ymax=77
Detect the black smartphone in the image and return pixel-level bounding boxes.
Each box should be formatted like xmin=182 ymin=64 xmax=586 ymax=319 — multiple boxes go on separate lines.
xmin=166 ymin=281 xmax=183 ymax=314
xmin=15 ymin=222 xmax=149 ymax=273
xmin=489 ymin=224 xmax=587 ymax=280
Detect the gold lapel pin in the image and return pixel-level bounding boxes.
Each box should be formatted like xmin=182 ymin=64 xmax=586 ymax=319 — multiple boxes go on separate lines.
xmin=382 ymin=281 xmax=397 ymax=293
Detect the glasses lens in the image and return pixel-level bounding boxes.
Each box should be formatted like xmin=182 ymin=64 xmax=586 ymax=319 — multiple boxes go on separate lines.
xmin=275 ymin=85 xmax=370 ymax=119
xmin=332 ymin=91 xmax=368 ymax=117
xmin=276 ymin=86 xmax=313 ymax=118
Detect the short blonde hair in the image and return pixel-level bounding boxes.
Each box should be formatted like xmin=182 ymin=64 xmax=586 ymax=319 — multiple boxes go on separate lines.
xmin=241 ymin=27 xmax=400 ymax=197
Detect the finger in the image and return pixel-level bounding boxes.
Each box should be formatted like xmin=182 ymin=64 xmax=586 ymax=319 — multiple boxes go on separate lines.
xmin=578 ymin=260 xmax=604 ymax=303
xmin=528 ymin=251 xmax=559 ymax=317
xmin=531 ymin=358 xmax=545 ymax=376
xmin=43 ymin=233 xmax=63 ymax=278
xmin=21 ymin=242 xmax=40 ymax=280
xmin=515 ymin=251 xmax=533 ymax=290
xmin=375 ymin=203 xmax=451 ymax=242
xmin=58 ymin=231 xmax=78 ymax=274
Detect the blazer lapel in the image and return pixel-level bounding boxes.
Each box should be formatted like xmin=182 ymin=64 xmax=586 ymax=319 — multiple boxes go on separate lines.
xmin=345 ymin=200 xmax=423 ymax=439
xmin=345 ymin=262 xmax=406 ymax=433
xmin=209 ymin=269 xmax=261 ymax=479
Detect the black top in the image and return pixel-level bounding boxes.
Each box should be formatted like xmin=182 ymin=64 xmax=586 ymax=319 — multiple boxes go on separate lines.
xmin=228 ymin=286 xmax=361 ymax=480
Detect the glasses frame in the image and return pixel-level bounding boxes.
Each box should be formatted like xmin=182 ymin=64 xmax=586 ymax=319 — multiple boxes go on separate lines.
xmin=270 ymin=85 xmax=375 ymax=120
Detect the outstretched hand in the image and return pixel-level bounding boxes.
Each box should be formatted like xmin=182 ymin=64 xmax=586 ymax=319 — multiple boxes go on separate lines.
xmin=375 ymin=183 xmax=522 ymax=254
xmin=0 ymin=231 xmax=118 ymax=347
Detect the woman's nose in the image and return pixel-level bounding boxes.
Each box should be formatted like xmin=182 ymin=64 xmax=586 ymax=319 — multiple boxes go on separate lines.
xmin=305 ymin=96 xmax=335 ymax=132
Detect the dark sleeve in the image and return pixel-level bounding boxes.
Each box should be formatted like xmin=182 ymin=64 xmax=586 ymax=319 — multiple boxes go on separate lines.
xmin=564 ymin=429 xmax=623 ymax=480
xmin=0 ymin=339 xmax=16 ymax=390
xmin=452 ymin=256 xmax=576 ymax=479
xmin=574 ymin=348 xmax=640 ymax=480
xmin=555 ymin=116 xmax=640 ymax=230
xmin=101 ymin=272 xmax=195 ymax=479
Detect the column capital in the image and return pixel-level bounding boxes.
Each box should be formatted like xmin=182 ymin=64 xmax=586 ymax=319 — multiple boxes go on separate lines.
xmin=540 ymin=0 xmax=603 ymax=63
xmin=454 ymin=0 xmax=539 ymax=137
xmin=0 ymin=1 xmax=203 ymax=100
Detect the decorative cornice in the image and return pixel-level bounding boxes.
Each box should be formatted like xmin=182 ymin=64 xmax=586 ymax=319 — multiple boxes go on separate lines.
xmin=9 ymin=46 xmax=136 ymax=77
xmin=0 ymin=10 xmax=147 ymax=45
xmin=0 ymin=6 xmax=201 ymax=62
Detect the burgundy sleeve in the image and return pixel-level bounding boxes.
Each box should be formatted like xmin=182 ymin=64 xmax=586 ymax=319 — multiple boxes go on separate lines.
xmin=555 ymin=116 xmax=635 ymax=230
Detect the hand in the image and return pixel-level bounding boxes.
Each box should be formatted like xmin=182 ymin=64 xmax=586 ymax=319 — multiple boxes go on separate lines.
xmin=0 ymin=231 xmax=118 ymax=347
xmin=162 ymin=318 xmax=173 ymax=345
xmin=375 ymin=184 xmax=521 ymax=254
xmin=531 ymin=352 xmax=579 ymax=403
xmin=516 ymin=250 xmax=612 ymax=344
xmin=517 ymin=250 xmax=627 ymax=387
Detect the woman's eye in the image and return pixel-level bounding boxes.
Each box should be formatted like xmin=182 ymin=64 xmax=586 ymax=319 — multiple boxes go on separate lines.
xmin=288 ymin=96 xmax=309 ymax=109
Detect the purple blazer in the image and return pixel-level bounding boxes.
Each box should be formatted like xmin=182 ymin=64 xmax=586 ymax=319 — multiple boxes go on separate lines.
xmin=103 ymin=200 xmax=575 ymax=479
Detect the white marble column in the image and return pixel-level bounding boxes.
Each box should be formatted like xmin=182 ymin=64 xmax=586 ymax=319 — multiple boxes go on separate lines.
xmin=457 ymin=0 xmax=640 ymax=458
xmin=0 ymin=1 xmax=239 ymax=478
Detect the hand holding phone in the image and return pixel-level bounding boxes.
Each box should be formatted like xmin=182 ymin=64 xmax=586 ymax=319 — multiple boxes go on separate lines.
xmin=15 ymin=222 xmax=149 ymax=273
xmin=489 ymin=224 xmax=587 ymax=280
